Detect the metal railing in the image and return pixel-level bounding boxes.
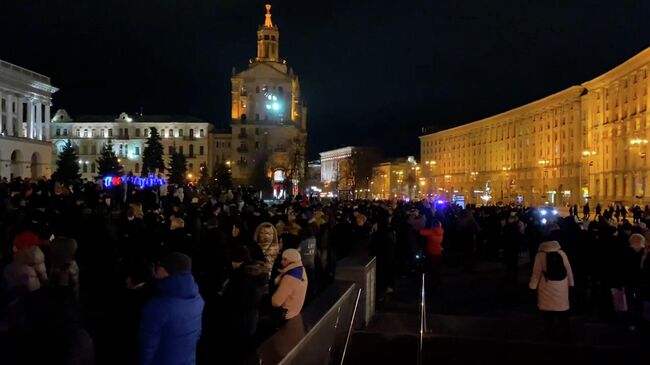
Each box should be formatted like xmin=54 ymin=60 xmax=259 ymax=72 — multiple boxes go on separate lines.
xmin=340 ymin=288 xmax=362 ymax=365
xmin=418 ymin=273 xmax=427 ymax=365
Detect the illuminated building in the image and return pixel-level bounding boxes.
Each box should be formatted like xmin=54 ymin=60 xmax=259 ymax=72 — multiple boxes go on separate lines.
xmin=370 ymin=156 xmax=420 ymax=200
xmin=226 ymin=4 xmax=307 ymax=189
xmin=320 ymin=146 xmax=381 ymax=197
xmin=0 ymin=59 xmax=58 ymax=179
xmin=50 ymin=110 xmax=211 ymax=180
xmin=420 ymin=46 xmax=650 ymax=206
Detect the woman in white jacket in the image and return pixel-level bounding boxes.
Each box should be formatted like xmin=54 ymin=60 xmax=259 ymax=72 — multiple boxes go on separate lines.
xmin=529 ymin=240 xmax=574 ymax=338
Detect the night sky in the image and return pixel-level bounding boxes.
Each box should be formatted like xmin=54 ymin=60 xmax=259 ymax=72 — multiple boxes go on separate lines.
xmin=3 ymin=0 xmax=650 ymax=159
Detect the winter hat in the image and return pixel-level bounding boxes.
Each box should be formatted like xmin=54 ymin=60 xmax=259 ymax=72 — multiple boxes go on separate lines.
xmin=282 ymin=248 xmax=302 ymax=264
xmin=231 ymin=245 xmax=251 ymax=263
xmin=13 ymin=231 xmax=41 ymax=252
xmin=160 ymin=252 xmax=192 ymax=274
xmin=629 ymin=233 xmax=646 ymax=252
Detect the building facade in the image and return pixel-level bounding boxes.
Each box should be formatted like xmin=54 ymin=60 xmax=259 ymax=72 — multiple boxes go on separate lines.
xmin=225 ymin=4 xmax=307 ymax=190
xmin=420 ymin=46 xmax=650 ymax=206
xmin=320 ymin=146 xmax=382 ymax=197
xmin=0 ymin=59 xmax=58 ymax=179
xmin=51 ymin=110 xmax=211 ymax=181
xmin=370 ymin=156 xmax=420 ymax=200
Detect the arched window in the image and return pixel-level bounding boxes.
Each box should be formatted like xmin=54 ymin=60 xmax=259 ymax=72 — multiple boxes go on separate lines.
xmin=168 ymin=146 xmax=174 ymax=155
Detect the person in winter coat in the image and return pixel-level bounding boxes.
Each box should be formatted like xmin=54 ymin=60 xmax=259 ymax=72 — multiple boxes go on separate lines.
xmin=49 ymin=237 xmax=80 ymax=295
xmin=221 ymin=245 xmax=268 ymax=361
xmin=502 ymin=214 xmax=525 ymax=283
xmin=271 ymin=249 xmax=308 ymax=321
xmin=419 ymin=219 xmax=444 ymax=288
xmin=4 ymin=246 xmax=48 ymax=291
xmin=529 ymin=240 xmax=574 ymax=338
xmin=139 ymin=252 xmax=204 ymax=365
xmin=254 ymin=222 xmax=281 ymax=278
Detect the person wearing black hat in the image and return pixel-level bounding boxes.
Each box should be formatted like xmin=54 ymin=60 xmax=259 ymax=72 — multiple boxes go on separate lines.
xmin=139 ymin=252 xmax=204 ymax=365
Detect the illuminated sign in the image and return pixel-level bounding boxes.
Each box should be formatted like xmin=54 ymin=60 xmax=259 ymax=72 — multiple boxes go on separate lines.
xmin=104 ymin=174 xmax=167 ymax=188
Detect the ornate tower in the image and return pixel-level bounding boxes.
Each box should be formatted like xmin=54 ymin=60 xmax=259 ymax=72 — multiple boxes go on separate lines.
xmin=256 ymin=4 xmax=280 ymax=62
xmin=226 ymin=4 xmax=307 ymax=192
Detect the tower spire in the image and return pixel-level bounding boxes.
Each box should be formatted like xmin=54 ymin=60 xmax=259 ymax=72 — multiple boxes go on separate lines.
xmin=264 ymin=4 xmax=273 ymax=28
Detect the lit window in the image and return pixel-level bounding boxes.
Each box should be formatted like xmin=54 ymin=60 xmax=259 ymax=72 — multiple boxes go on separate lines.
xmin=135 ymin=147 xmax=140 ymax=155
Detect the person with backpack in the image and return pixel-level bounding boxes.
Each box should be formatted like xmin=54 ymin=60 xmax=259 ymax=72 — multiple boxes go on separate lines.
xmin=529 ymin=240 xmax=574 ymax=339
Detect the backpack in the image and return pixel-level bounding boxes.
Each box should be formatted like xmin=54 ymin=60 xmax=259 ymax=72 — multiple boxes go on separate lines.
xmin=543 ymin=251 xmax=567 ymax=281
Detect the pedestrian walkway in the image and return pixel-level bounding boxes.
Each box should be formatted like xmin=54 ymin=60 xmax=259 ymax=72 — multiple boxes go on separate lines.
xmin=347 ymin=259 xmax=645 ymax=364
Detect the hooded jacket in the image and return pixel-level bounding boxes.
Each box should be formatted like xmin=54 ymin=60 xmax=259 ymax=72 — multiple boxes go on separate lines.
xmin=529 ymin=241 xmax=574 ymax=312
xmin=272 ymin=261 xmax=308 ymax=320
xmin=139 ymin=272 xmax=204 ymax=365
xmin=420 ymin=227 xmax=444 ymax=256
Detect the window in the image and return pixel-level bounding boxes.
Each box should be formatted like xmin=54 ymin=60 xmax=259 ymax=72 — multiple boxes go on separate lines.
xmin=135 ymin=147 xmax=140 ymax=155
xmin=144 ymin=128 xmax=148 ymax=137
xmin=63 ymin=129 xmax=68 ymax=136
xmin=255 ymin=128 xmax=259 ymax=135
xmin=271 ymin=35 xmax=276 ymax=41
xmin=189 ymin=144 xmax=194 ymax=157
xmin=135 ymin=129 xmax=141 ymax=137
xmin=161 ymin=129 xmax=165 ymax=137
xmin=189 ymin=129 xmax=194 ymax=138
xmin=56 ymin=128 xmax=60 ymax=136
xmin=199 ymin=146 xmax=204 ymax=155
xmin=256 ymin=86 xmax=260 ymax=93
xmin=179 ymin=129 xmax=184 ymax=137
xmin=76 ymin=129 xmax=80 ymax=137
xmin=83 ymin=163 xmax=88 ymax=173
xmin=216 ymin=142 xmax=220 ymax=148
xmin=81 ymin=145 xmax=87 ymax=155
xmin=108 ymin=129 xmax=113 ymax=137
xmin=179 ymin=146 xmax=184 ymax=155
xmin=255 ymin=113 xmax=260 ymax=120
xmin=199 ymin=129 xmax=204 ymax=138
xmin=91 ymin=145 xmax=97 ymax=154
xmin=264 ymin=34 xmax=269 ymax=40
xmin=255 ymin=141 xmax=259 ymax=149
xmin=169 ymin=129 xmax=173 ymax=138
xmin=91 ymin=163 xmax=96 ymax=173
xmin=189 ymin=163 xmax=193 ymax=172
xmin=169 ymin=146 xmax=174 ymax=155
xmin=100 ymin=129 xmax=105 ymax=137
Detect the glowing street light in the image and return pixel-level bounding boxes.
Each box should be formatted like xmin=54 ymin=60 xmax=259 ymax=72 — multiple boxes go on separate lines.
xmin=630 ymin=138 xmax=649 ymax=145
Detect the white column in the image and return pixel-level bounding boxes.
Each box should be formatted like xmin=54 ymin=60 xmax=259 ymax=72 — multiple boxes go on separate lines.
xmin=16 ymin=98 xmax=23 ymax=137
xmin=35 ymin=102 xmax=43 ymax=140
xmin=26 ymin=99 xmax=33 ymax=139
xmin=44 ymin=103 xmax=51 ymax=141
xmin=5 ymin=94 xmax=13 ymax=136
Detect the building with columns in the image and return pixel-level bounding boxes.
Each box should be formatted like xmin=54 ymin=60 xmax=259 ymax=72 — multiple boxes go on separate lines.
xmin=420 ymin=46 xmax=650 ymax=207
xmin=0 ymin=59 xmax=58 ymax=179
xmin=320 ymin=146 xmax=382 ymax=197
xmin=224 ymin=4 xmax=308 ymax=191
xmin=50 ymin=110 xmax=211 ymax=181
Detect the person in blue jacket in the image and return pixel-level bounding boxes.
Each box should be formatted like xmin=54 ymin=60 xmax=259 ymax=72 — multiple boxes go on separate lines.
xmin=139 ymin=252 xmax=205 ymax=365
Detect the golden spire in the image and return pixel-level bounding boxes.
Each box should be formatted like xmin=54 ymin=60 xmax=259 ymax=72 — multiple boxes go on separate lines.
xmin=264 ymin=4 xmax=273 ymax=27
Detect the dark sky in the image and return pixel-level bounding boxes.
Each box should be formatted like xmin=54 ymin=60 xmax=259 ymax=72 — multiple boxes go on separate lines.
xmin=3 ymin=0 xmax=650 ymax=159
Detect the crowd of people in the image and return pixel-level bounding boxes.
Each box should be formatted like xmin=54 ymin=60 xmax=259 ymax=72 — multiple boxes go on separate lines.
xmin=1 ymin=177 xmax=649 ymax=364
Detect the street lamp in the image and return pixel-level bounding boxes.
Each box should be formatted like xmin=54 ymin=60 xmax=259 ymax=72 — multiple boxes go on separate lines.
xmin=501 ymin=167 xmax=511 ymax=202
xmin=579 ymin=150 xmax=596 ymax=204
xmin=538 ymin=160 xmax=550 ymax=206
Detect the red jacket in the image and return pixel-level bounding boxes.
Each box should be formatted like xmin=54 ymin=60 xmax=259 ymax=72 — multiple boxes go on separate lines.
xmin=420 ymin=227 xmax=444 ymax=256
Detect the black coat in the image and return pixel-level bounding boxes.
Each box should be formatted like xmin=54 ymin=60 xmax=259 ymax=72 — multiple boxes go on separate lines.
xmin=222 ymin=261 xmax=267 ymax=339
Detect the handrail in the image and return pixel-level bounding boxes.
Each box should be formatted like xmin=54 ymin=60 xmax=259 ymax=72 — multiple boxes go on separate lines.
xmin=340 ymin=288 xmax=362 ymax=365
xmin=418 ymin=273 xmax=427 ymax=365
